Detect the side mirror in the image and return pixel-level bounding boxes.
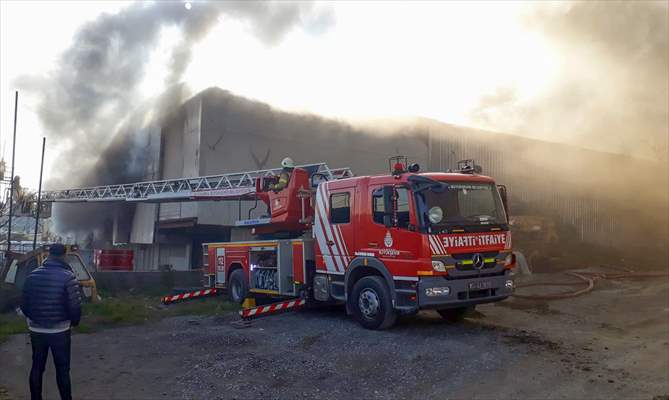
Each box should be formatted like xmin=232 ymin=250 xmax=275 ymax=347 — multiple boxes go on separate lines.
xmin=382 ymin=186 xmax=395 ymax=228
xmin=497 ymin=184 xmax=509 ymax=219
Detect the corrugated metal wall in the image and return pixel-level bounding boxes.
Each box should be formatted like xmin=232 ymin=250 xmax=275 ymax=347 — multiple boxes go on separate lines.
xmin=426 ymin=123 xmax=667 ymax=248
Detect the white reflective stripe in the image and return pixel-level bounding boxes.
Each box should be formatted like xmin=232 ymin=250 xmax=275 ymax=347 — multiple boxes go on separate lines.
xmin=183 ymin=293 xmax=191 ymax=299
xmin=248 ymin=309 xmax=257 ymax=316
xmin=320 ymin=184 xmax=346 ymax=271
xmin=316 ymin=184 xmax=345 ymax=272
xmin=313 ymin=185 xmax=337 ymax=272
xmin=334 ymin=224 xmax=351 ymax=266
xmin=436 ymin=235 xmax=447 ymax=254
xmin=298 ymin=299 xmax=306 ymax=305
xmin=394 ymin=276 xmax=419 ymax=281
xmin=287 ymin=300 xmax=296 ymax=308
xmin=434 ymin=235 xmax=448 ymax=254
xmin=428 ymin=235 xmax=439 ymax=254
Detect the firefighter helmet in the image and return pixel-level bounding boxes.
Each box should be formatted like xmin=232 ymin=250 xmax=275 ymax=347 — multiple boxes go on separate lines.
xmin=281 ymin=157 xmax=295 ymax=168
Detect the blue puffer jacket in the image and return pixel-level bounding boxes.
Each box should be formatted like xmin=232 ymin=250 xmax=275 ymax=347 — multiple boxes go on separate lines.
xmin=21 ymin=257 xmax=82 ymax=327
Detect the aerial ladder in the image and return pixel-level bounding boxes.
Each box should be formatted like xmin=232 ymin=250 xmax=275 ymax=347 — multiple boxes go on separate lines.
xmin=41 ymin=162 xmax=353 ymax=234
xmin=41 ymin=163 xmax=352 ymax=204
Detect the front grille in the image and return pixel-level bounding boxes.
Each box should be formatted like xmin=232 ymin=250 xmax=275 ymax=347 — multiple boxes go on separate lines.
xmin=451 ymin=251 xmax=499 ymax=271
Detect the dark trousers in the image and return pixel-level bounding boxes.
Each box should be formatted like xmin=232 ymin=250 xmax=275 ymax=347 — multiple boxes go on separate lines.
xmin=29 ymin=330 xmax=72 ymax=400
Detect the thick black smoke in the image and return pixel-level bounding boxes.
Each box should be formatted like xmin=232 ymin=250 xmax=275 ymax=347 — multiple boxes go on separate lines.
xmin=471 ymin=1 xmax=668 ymax=161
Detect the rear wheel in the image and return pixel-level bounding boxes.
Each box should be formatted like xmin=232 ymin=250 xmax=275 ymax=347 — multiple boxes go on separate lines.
xmin=437 ymin=306 xmax=474 ymax=322
xmin=228 ymin=269 xmax=248 ymax=304
xmin=350 ymin=276 xmax=397 ymax=330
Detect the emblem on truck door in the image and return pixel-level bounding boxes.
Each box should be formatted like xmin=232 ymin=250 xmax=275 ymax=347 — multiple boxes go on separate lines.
xmin=384 ymin=231 xmax=393 ymax=247
xmin=473 ymin=253 xmax=485 ymax=269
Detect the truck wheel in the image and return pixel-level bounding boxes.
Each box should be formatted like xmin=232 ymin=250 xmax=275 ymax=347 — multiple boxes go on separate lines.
xmin=350 ymin=276 xmax=397 ymax=330
xmin=228 ymin=269 xmax=248 ymax=304
xmin=437 ymin=306 xmax=473 ymax=322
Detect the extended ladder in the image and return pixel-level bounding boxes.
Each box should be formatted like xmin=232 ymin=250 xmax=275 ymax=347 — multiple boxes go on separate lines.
xmin=41 ymin=163 xmax=353 ymax=204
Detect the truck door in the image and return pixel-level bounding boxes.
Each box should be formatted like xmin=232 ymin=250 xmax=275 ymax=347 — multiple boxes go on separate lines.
xmin=366 ymin=185 xmax=421 ymax=275
xmin=314 ymin=183 xmax=355 ymax=274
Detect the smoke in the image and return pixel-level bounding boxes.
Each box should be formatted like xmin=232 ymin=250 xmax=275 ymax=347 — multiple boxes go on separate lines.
xmin=19 ymin=1 xmax=333 ymax=187
xmin=14 ymin=1 xmax=333 ymax=238
xmin=470 ymin=1 xmax=668 ymax=161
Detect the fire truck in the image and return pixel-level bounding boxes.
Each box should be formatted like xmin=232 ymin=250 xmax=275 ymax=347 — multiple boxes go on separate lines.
xmin=42 ymin=157 xmax=514 ymax=329
xmin=201 ymin=157 xmax=515 ymax=329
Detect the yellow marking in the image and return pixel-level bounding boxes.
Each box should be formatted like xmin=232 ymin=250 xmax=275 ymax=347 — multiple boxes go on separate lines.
xmin=445 ymin=264 xmax=456 ymax=269
xmin=461 ymin=260 xmax=473 ymax=265
xmin=417 ymin=271 xmax=434 ymax=276
xmin=241 ymin=298 xmax=256 ymax=309
xmin=490 ymin=227 xmax=501 ymax=231
xmin=452 ymin=229 xmax=465 ymax=233
xmin=363 ymin=258 xmax=368 ymax=266
xmin=484 ymin=258 xmax=495 ymax=263
xmin=250 ymin=289 xmax=280 ymax=295
xmin=294 ymin=281 xmax=301 ymax=285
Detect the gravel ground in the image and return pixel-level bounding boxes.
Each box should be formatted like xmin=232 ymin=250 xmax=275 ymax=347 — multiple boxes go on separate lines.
xmin=1 ymin=270 xmax=668 ymax=400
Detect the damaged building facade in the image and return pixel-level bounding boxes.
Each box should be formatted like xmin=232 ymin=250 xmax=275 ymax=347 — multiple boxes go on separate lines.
xmin=63 ymin=87 xmax=668 ymax=271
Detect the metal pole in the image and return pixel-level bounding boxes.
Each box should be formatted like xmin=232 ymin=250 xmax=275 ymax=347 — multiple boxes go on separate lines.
xmin=6 ymin=91 xmax=18 ymax=253
xmin=33 ymin=137 xmax=46 ymax=250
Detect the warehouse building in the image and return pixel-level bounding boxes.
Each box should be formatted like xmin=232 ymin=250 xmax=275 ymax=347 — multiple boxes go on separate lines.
xmin=90 ymin=87 xmax=667 ymax=271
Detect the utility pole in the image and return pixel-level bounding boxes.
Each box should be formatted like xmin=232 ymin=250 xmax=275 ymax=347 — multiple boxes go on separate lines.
xmin=6 ymin=91 xmax=18 ymax=253
xmin=33 ymin=137 xmax=46 ymax=250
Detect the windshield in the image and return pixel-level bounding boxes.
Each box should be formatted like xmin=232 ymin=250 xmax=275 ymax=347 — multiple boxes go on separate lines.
xmin=415 ymin=182 xmax=507 ymax=233
xmin=65 ymin=254 xmax=91 ymax=281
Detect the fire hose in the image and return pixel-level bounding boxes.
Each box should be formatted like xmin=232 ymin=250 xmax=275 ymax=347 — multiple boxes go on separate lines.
xmin=512 ymin=265 xmax=669 ymax=301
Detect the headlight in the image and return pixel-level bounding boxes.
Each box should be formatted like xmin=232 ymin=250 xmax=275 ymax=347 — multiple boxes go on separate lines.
xmin=428 ymin=206 xmax=443 ymax=224
xmin=425 ymin=287 xmax=450 ymax=296
xmin=432 ymin=260 xmax=446 ymax=272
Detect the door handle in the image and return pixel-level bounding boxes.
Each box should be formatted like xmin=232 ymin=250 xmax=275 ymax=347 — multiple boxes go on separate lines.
xmin=368 ymin=242 xmax=378 ymax=247
xmin=326 ymin=240 xmax=335 ymax=246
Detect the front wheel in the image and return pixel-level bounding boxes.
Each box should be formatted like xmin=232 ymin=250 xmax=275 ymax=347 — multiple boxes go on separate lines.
xmin=228 ymin=269 xmax=248 ymax=304
xmin=350 ymin=276 xmax=397 ymax=330
xmin=437 ymin=306 xmax=474 ymax=322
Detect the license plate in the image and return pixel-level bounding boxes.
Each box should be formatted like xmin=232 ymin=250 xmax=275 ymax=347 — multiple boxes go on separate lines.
xmin=469 ymin=281 xmax=492 ymax=290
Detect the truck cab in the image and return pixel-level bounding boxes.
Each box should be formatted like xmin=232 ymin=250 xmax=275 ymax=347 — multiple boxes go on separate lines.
xmin=312 ymin=159 xmax=514 ymax=329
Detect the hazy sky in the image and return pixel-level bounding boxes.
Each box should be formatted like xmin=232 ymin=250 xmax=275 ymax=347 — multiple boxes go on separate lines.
xmin=1 ymin=1 xmax=667 ymax=189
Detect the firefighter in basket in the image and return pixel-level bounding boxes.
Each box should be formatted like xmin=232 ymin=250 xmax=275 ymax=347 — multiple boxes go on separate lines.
xmin=268 ymin=157 xmax=295 ymax=192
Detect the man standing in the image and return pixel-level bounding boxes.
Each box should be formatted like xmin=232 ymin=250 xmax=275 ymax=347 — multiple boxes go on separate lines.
xmin=21 ymin=244 xmax=81 ymax=400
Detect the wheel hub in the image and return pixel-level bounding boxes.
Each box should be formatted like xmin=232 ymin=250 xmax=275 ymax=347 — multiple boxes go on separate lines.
xmin=358 ymin=288 xmax=380 ymax=318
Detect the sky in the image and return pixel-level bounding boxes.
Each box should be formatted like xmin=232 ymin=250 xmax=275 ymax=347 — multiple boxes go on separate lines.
xmin=1 ymin=0 xmax=667 ymax=190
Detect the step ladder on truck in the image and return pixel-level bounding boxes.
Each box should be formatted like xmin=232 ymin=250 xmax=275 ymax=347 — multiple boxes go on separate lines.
xmin=44 ymin=157 xmax=516 ymax=329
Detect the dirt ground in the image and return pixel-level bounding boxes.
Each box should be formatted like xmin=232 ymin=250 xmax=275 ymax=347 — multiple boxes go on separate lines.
xmin=1 ymin=268 xmax=668 ymax=400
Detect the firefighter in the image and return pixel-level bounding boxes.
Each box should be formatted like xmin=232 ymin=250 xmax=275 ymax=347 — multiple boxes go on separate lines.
xmin=269 ymin=157 xmax=295 ymax=191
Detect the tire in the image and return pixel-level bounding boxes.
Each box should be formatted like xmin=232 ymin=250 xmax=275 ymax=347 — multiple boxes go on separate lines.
xmin=228 ymin=269 xmax=248 ymax=304
xmin=437 ymin=306 xmax=474 ymax=322
xmin=350 ymin=276 xmax=397 ymax=330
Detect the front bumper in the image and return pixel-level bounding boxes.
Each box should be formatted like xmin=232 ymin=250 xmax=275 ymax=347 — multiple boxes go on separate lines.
xmin=417 ymin=274 xmax=513 ymax=310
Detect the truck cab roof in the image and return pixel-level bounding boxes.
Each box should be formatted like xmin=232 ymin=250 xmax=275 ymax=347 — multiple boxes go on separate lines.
xmin=327 ymin=171 xmax=496 ymax=189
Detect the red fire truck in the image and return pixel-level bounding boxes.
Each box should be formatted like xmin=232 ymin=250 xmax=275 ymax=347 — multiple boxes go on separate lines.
xmin=203 ymin=158 xmax=515 ymax=329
